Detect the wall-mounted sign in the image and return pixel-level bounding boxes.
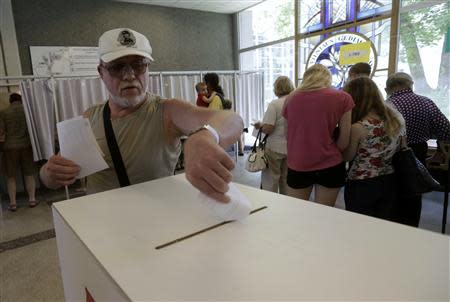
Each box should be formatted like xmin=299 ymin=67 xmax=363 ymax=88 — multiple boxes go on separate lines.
xmin=306 ymin=32 xmax=377 ymax=88
xmin=339 ymin=41 xmax=371 ymax=65
xmin=30 ymin=46 xmax=99 ymax=76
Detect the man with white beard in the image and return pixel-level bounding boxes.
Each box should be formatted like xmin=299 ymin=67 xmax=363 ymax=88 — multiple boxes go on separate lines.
xmin=39 ymin=28 xmax=243 ymax=203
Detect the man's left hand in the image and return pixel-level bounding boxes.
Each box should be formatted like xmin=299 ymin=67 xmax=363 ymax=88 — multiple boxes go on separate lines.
xmin=184 ymin=130 xmax=234 ymax=203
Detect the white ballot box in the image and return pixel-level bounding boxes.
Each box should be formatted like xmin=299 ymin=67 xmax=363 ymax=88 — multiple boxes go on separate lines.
xmin=53 ymin=174 xmax=450 ymax=301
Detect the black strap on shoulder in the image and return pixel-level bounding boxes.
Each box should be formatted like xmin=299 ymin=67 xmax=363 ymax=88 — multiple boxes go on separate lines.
xmin=103 ymin=101 xmax=130 ymax=187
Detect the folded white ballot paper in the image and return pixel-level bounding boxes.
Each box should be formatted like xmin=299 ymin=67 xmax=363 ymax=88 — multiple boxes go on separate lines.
xmin=197 ymin=182 xmax=252 ymax=221
xmin=57 ymin=116 xmax=108 ymax=179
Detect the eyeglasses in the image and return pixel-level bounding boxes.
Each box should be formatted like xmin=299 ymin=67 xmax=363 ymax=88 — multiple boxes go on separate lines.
xmin=101 ymin=60 xmax=150 ymax=78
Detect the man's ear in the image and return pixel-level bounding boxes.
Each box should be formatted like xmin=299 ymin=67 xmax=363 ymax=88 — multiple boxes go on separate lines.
xmin=97 ymin=65 xmax=103 ymax=78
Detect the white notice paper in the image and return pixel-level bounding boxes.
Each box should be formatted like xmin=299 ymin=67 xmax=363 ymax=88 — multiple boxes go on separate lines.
xmin=57 ymin=116 xmax=108 ymax=178
xmin=198 ymin=183 xmax=252 ymax=221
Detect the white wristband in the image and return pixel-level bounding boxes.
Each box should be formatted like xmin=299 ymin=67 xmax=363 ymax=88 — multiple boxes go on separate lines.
xmin=205 ymin=124 xmax=220 ymax=144
xmin=189 ymin=124 xmax=220 ymax=144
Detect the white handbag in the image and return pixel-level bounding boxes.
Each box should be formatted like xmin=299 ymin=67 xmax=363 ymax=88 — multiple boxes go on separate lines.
xmin=245 ymin=129 xmax=268 ymax=172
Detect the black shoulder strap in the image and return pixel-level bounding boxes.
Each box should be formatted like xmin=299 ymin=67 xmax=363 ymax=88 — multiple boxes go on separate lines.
xmin=103 ymin=101 xmax=130 ymax=187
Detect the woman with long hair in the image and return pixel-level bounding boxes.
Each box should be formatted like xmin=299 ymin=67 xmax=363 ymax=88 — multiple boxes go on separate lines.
xmin=282 ymin=64 xmax=354 ymax=206
xmin=343 ymin=77 xmax=403 ymax=220
xmin=203 ymin=73 xmax=224 ymax=110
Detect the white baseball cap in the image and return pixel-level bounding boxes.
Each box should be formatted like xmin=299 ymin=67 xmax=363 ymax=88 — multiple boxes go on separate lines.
xmin=98 ymin=28 xmax=154 ymax=63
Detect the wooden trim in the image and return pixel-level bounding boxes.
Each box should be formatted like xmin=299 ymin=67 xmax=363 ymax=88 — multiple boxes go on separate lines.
xmin=388 ymin=0 xmax=400 ymax=76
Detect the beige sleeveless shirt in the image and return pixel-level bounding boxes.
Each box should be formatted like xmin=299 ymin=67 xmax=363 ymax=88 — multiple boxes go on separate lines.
xmin=85 ymin=94 xmax=181 ymax=194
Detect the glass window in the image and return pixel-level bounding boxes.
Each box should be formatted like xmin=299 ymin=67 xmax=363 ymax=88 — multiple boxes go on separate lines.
xmin=239 ymin=0 xmax=294 ymax=49
xmin=357 ymin=19 xmax=391 ymax=70
xmin=298 ymin=18 xmax=391 ymax=89
xmin=298 ymin=35 xmax=322 ymax=81
xmin=398 ymin=1 xmax=449 ymax=118
xmin=298 ymin=0 xmax=323 ymax=33
xmin=358 ymin=0 xmax=391 ymax=19
xmin=331 ymin=0 xmax=348 ymax=24
xmin=401 ymin=0 xmax=432 ymax=7
xmin=240 ymin=40 xmax=295 ymax=107
xmin=372 ymin=70 xmax=389 ymax=98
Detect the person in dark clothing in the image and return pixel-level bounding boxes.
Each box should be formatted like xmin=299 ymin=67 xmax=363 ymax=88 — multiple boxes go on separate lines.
xmin=348 ymin=62 xmax=372 ymax=80
xmin=386 ymin=72 xmax=450 ymax=227
xmin=0 ymin=93 xmax=37 ymax=211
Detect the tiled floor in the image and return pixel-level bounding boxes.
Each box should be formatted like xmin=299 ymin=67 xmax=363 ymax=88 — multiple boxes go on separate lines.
xmin=0 ymin=155 xmax=449 ymax=301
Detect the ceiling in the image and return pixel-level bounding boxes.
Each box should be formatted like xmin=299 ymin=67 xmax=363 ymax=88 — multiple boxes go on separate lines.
xmin=113 ymin=0 xmax=266 ymax=14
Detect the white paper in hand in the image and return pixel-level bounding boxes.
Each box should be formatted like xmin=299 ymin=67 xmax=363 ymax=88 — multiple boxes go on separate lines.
xmin=57 ymin=116 xmax=108 ymax=178
xmin=198 ymin=183 xmax=252 ymax=221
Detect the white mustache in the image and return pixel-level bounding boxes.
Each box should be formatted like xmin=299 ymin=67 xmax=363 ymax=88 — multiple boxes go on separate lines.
xmin=120 ymin=83 xmax=141 ymax=90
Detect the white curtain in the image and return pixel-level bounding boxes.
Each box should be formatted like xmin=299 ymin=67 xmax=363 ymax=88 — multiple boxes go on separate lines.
xmin=55 ymin=77 xmax=107 ymax=122
xmin=162 ymin=74 xmax=201 ymax=104
xmin=235 ymin=72 xmax=264 ymax=128
xmin=20 ymin=79 xmax=56 ymax=161
xmin=218 ymin=74 xmax=234 ymax=101
xmin=21 ymin=77 xmax=107 ymax=161
xmin=148 ymin=74 xmax=161 ymax=96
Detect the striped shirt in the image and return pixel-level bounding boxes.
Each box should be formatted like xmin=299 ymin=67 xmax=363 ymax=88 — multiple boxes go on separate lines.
xmin=388 ymin=89 xmax=450 ymax=144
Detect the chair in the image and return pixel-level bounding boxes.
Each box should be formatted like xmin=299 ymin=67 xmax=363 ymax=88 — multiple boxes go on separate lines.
xmin=427 ymin=141 xmax=450 ymax=234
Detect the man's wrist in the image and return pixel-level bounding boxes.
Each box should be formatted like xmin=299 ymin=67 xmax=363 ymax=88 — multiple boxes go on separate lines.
xmin=189 ymin=124 xmax=220 ymax=144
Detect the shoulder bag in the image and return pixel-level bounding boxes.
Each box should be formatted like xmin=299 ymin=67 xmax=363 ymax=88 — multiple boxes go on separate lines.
xmin=392 ymin=137 xmax=440 ymax=198
xmin=245 ymin=129 xmax=268 ymax=173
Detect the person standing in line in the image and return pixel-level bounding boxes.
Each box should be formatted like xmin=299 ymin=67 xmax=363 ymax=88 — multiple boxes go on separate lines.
xmin=0 ymin=93 xmax=37 ymax=211
xmin=347 ymin=62 xmax=371 ymax=81
xmin=282 ymin=64 xmax=354 ymax=206
xmin=254 ymin=76 xmax=294 ymax=195
xmin=343 ymin=77 xmax=404 ymax=220
xmin=386 ymin=72 xmax=450 ymax=227
xmin=203 ymin=73 xmax=224 ymax=110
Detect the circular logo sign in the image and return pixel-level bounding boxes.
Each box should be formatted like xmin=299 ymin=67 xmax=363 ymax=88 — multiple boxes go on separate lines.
xmin=306 ymin=32 xmax=377 ymax=89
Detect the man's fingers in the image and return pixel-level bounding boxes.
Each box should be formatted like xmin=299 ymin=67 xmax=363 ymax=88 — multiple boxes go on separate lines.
xmin=191 ymin=178 xmax=230 ymax=203
xmin=53 ymin=172 xmax=78 ymax=181
xmin=219 ymin=152 xmax=235 ymax=171
xmin=202 ymin=169 xmax=229 ymax=193
xmin=46 ymin=154 xmax=81 ymax=187
xmin=48 ymin=164 xmax=80 ymax=175
xmin=212 ymin=163 xmax=233 ymax=184
xmin=51 ymin=155 xmax=80 ymax=168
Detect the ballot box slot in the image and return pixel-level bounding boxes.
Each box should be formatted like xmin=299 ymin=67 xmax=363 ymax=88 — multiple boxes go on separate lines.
xmin=155 ymin=206 xmax=268 ymax=250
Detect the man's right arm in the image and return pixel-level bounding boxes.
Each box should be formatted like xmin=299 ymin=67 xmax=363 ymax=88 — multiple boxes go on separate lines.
xmin=39 ymin=154 xmax=81 ymax=189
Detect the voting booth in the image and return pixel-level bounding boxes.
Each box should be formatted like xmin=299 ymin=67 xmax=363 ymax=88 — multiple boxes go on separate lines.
xmin=53 ymin=174 xmax=449 ymax=301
